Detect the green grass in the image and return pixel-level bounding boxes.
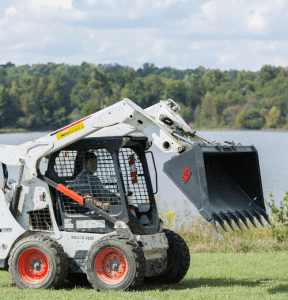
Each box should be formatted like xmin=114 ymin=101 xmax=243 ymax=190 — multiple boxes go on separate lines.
xmin=1 ymin=196 xmax=287 ymax=298
xmin=0 ymin=252 xmax=287 ymax=299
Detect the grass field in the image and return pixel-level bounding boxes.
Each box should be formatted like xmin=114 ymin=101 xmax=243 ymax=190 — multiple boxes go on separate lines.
xmin=0 ymin=252 xmax=287 ymax=299
xmin=0 ymin=196 xmax=287 ymax=299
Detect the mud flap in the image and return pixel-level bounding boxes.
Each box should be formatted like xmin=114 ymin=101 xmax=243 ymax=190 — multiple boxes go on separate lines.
xmin=163 ymin=145 xmax=271 ymax=232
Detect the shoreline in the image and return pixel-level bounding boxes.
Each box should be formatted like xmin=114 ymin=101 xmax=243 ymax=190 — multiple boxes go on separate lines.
xmin=0 ymin=129 xmax=49 ymax=134
xmin=0 ymin=128 xmax=29 ymax=133
xmin=1 ymin=127 xmax=288 ymax=134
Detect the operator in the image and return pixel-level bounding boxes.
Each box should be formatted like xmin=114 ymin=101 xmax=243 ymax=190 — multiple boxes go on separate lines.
xmin=73 ymin=151 xmax=120 ymax=210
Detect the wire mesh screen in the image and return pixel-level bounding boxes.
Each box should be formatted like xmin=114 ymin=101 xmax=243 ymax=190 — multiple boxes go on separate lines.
xmin=29 ymin=207 xmax=53 ymax=231
xmin=119 ymin=148 xmax=150 ymax=213
xmin=54 ymin=148 xmax=121 ymax=215
xmin=55 ymin=151 xmax=77 ymax=178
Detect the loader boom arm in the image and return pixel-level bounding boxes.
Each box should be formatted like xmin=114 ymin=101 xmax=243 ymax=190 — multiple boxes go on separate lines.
xmin=0 ymin=98 xmax=271 ymax=234
xmin=0 ymin=98 xmax=206 ymax=178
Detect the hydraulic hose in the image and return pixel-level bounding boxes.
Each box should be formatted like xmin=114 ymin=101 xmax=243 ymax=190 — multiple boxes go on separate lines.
xmin=11 ymin=165 xmax=24 ymax=218
xmin=1 ymin=163 xmax=9 ymax=193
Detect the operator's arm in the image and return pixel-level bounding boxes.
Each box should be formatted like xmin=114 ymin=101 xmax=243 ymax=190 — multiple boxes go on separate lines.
xmin=72 ymin=174 xmax=120 ymax=210
xmin=90 ymin=176 xmax=121 ymax=206
xmin=72 ymin=173 xmax=110 ymax=210
xmin=83 ymin=195 xmax=110 ymax=210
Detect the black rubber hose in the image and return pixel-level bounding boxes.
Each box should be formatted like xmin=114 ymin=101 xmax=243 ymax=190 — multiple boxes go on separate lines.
xmin=11 ymin=186 xmax=22 ymax=218
xmin=2 ymin=163 xmax=8 ymax=179
xmin=1 ymin=163 xmax=9 ymax=192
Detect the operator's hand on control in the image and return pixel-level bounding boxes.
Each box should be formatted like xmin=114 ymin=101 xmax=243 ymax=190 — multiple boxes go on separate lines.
xmin=84 ymin=195 xmax=110 ymax=210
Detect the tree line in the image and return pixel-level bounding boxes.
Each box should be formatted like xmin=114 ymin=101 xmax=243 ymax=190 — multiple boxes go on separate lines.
xmin=0 ymin=61 xmax=287 ymax=131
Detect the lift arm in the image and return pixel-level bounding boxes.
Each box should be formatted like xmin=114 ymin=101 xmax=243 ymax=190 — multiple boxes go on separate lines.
xmin=0 ymin=98 xmax=206 ymax=178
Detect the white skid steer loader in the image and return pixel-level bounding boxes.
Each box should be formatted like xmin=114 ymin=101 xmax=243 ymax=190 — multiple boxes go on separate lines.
xmin=0 ymin=98 xmax=271 ymax=291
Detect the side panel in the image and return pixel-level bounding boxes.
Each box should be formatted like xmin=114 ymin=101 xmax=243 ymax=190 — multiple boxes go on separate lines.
xmin=55 ymin=231 xmax=110 ymax=258
xmin=16 ymin=178 xmax=61 ymax=239
xmin=0 ymin=191 xmax=25 ymax=260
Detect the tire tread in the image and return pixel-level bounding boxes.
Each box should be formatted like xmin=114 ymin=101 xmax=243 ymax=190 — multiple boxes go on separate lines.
xmin=8 ymin=235 xmax=68 ymax=289
xmin=85 ymin=233 xmax=146 ymax=291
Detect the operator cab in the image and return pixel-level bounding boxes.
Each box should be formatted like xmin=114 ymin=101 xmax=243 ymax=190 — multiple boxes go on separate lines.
xmin=45 ymin=136 xmax=160 ymax=235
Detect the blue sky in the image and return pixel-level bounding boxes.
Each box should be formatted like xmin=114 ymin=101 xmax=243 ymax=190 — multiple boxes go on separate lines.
xmin=0 ymin=0 xmax=287 ymax=71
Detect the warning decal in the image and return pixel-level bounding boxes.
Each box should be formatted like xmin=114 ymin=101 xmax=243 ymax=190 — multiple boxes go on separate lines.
xmin=64 ymin=218 xmax=73 ymax=229
xmin=76 ymin=220 xmax=105 ymax=229
xmin=56 ymin=123 xmax=85 ymax=140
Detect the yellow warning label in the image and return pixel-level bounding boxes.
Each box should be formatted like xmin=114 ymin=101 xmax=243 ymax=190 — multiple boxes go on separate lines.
xmin=56 ymin=123 xmax=85 ymax=140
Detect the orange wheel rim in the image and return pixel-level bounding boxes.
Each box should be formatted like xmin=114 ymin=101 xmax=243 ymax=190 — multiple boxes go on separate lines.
xmin=95 ymin=248 xmax=128 ymax=284
xmin=18 ymin=248 xmax=49 ymax=283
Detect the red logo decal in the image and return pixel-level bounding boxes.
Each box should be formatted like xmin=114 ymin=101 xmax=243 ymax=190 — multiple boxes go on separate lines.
xmin=182 ymin=167 xmax=191 ymax=183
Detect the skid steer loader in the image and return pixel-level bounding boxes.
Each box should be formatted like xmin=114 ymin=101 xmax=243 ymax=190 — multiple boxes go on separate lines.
xmin=0 ymin=98 xmax=271 ymax=291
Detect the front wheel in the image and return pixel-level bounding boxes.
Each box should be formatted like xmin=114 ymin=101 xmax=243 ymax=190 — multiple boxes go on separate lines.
xmin=85 ymin=234 xmax=146 ymax=291
xmin=144 ymin=229 xmax=190 ymax=285
xmin=8 ymin=235 xmax=68 ymax=289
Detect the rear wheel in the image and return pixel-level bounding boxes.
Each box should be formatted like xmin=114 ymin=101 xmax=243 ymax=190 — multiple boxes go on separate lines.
xmin=144 ymin=229 xmax=190 ymax=285
xmin=85 ymin=234 xmax=146 ymax=291
xmin=8 ymin=235 xmax=68 ymax=289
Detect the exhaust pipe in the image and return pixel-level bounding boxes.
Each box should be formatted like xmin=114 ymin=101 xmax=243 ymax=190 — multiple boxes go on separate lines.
xmin=163 ymin=144 xmax=271 ymax=232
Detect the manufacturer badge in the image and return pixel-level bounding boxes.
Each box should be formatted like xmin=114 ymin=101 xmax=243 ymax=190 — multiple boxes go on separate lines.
xmin=182 ymin=167 xmax=191 ymax=183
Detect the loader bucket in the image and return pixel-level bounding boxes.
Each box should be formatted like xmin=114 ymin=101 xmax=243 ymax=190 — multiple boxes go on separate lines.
xmin=163 ymin=144 xmax=271 ymax=232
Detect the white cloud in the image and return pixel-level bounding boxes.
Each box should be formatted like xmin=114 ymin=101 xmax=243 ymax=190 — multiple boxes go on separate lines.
xmin=219 ymin=54 xmax=237 ymax=65
xmin=145 ymin=0 xmax=187 ymax=9
xmin=188 ymin=42 xmax=203 ymax=51
xmin=87 ymin=0 xmax=187 ymax=9
xmin=201 ymin=1 xmax=218 ymax=21
xmin=247 ymin=9 xmax=266 ymax=33
xmin=0 ymin=0 xmax=288 ymax=71
xmin=29 ymin=0 xmax=73 ymax=9
xmin=153 ymin=40 xmax=168 ymax=56
xmin=0 ymin=5 xmax=17 ymax=27
xmin=5 ymin=5 xmax=17 ymax=17
xmin=97 ymin=41 xmax=114 ymax=54
xmin=245 ymin=1 xmax=286 ymax=34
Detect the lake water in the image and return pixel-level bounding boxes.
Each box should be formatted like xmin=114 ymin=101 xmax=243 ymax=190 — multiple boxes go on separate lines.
xmin=0 ymin=130 xmax=287 ymax=215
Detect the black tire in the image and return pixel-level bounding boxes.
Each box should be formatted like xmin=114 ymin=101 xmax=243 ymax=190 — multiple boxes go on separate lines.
xmin=144 ymin=229 xmax=190 ymax=285
xmin=8 ymin=235 xmax=68 ymax=289
xmin=85 ymin=234 xmax=146 ymax=291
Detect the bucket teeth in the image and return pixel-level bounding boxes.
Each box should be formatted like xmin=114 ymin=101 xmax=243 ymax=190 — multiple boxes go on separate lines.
xmin=220 ymin=212 xmax=235 ymax=231
xmin=219 ymin=220 xmax=228 ymax=232
xmin=258 ymin=208 xmax=272 ymax=226
xmin=210 ymin=219 xmax=219 ymax=233
xmin=262 ymin=212 xmax=272 ymax=226
xmin=234 ymin=218 xmax=243 ymax=231
xmin=211 ymin=208 xmax=271 ymax=233
xmin=244 ymin=211 xmax=258 ymax=228
xmin=212 ymin=213 xmax=228 ymax=232
xmin=228 ymin=212 xmax=242 ymax=230
xmin=235 ymin=212 xmax=250 ymax=229
xmin=210 ymin=209 xmax=272 ymax=233
xmin=252 ymin=210 xmax=265 ymax=227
